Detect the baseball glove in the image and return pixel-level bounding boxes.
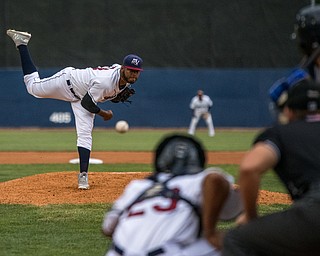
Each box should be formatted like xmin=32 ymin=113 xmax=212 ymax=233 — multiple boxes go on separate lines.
xmin=202 ymin=112 xmax=209 ymax=119
xmin=111 ymin=87 xmax=135 ymax=103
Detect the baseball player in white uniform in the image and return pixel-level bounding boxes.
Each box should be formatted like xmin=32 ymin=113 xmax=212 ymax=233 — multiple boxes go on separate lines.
xmin=7 ymin=29 xmax=143 ymax=190
xmin=188 ymin=90 xmax=215 ymax=137
xmin=102 ymin=134 xmax=243 ymax=256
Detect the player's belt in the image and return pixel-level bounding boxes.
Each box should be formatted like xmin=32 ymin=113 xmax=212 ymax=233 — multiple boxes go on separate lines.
xmin=112 ymin=243 xmax=165 ymax=256
xmin=66 ymin=80 xmax=81 ymax=100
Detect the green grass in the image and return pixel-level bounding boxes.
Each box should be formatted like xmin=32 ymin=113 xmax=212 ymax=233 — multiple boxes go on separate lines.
xmin=0 ymin=164 xmax=152 ymax=182
xmin=0 ymin=128 xmax=259 ymax=151
xmin=0 ymin=128 xmax=289 ymax=256
xmin=0 ymin=204 xmax=110 ymax=256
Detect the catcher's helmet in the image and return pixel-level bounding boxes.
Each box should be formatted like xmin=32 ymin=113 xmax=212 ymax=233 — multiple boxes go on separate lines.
xmin=294 ymin=5 xmax=320 ymax=56
xmin=154 ymin=134 xmax=206 ymax=176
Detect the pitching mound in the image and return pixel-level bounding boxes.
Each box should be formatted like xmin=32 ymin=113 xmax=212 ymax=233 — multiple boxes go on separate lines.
xmin=0 ymin=172 xmax=292 ymax=206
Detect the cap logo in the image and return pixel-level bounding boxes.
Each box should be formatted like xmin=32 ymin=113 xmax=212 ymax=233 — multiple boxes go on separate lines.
xmin=131 ymin=58 xmax=140 ymax=66
xmin=123 ymin=54 xmax=143 ymax=70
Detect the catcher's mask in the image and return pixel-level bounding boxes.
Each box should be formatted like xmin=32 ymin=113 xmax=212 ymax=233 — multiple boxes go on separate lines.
xmin=154 ymin=134 xmax=206 ymax=176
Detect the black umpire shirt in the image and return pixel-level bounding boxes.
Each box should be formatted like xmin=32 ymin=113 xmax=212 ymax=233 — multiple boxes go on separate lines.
xmin=254 ymin=116 xmax=320 ymax=201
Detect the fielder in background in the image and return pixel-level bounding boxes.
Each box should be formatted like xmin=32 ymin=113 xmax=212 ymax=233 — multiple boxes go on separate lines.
xmin=7 ymin=29 xmax=143 ymax=190
xmin=223 ymin=79 xmax=320 ymax=255
xmin=188 ymin=90 xmax=215 ymax=137
xmin=102 ymin=133 xmax=243 ymax=256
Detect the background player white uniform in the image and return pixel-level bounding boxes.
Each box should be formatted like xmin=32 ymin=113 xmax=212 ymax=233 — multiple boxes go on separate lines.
xmin=102 ymin=134 xmax=243 ymax=256
xmin=188 ymin=90 xmax=215 ymax=137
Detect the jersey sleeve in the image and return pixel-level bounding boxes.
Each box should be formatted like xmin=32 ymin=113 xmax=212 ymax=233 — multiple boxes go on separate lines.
xmin=111 ymin=179 xmax=152 ymax=211
xmin=207 ymin=96 xmax=213 ymax=107
xmin=190 ymin=97 xmax=196 ymax=109
xmin=102 ymin=179 xmax=151 ymax=236
xmin=88 ymin=80 xmax=116 ymax=103
xmin=81 ymin=92 xmax=101 ymax=113
xmin=254 ymin=127 xmax=282 ymax=160
xmin=87 ymin=66 xmax=121 ymax=103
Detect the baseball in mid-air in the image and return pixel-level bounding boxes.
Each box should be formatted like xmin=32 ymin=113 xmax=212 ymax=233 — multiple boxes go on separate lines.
xmin=115 ymin=120 xmax=129 ymax=133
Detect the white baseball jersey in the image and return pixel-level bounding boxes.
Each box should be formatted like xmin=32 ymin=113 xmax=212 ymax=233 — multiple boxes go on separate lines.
xmin=24 ymin=64 xmax=129 ymax=103
xmin=70 ymin=64 xmax=128 ymax=103
xmin=188 ymin=94 xmax=215 ymax=136
xmin=23 ymin=64 xmax=130 ymax=150
xmin=190 ymin=95 xmax=213 ymax=117
xmin=102 ymin=168 xmax=239 ymax=255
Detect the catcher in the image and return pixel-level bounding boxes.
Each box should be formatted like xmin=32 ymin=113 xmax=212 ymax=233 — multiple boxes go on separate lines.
xmin=7 ymin=29 xmax=142 ymax=190
xmin=102 ymin=134 xmax=243 ymax=256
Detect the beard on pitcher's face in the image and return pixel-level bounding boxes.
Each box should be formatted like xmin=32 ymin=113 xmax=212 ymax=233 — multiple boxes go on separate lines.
xmin=121 ymin=68 xmax=140 ymax=84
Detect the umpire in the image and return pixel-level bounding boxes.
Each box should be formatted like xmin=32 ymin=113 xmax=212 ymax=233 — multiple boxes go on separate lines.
xmin=222 ymin=79 xmax=320 ymax=256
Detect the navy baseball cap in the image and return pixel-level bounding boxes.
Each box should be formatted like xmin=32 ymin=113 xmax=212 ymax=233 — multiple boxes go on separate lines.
xmin=123 ymin=54 xmax=143 ymax=71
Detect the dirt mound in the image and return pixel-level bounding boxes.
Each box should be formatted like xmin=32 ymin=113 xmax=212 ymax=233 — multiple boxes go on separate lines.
xmin=0 ymin=151 xmax=292 ymax=206
xmin=0 ymin=172 xmax=292 ymax=206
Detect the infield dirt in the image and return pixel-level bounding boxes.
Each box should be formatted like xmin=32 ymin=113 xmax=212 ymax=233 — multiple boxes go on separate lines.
xmin=0 ymin=151 xmax=291 ymax=206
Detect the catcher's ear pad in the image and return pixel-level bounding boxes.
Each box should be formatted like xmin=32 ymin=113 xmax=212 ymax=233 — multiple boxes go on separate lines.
xmin=219 ymin=186 xmax=243 ymax=221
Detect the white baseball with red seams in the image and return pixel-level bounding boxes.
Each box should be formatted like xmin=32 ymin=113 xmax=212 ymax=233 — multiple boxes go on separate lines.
xmin=115 ymin=120 xmax=129 ymax=133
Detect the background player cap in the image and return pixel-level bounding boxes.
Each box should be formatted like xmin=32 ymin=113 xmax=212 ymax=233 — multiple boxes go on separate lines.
xmin=287 ymin=79 xmax=320 ymax=111
xmin=123 ymin=54 xmax=143 ymax=71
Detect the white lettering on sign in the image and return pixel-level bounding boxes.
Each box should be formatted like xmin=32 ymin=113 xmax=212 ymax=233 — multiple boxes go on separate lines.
xmin=49 ymin=112 xmax=72 ymax=124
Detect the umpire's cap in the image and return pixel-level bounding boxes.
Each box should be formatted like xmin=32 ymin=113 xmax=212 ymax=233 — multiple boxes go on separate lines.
xmin=123 ymin=54 xmax=143 ymax=71
xmin=154 ymin=133 xmax=206 ymax=176
xmin=287 ymin=79 xmax=320 ymax=111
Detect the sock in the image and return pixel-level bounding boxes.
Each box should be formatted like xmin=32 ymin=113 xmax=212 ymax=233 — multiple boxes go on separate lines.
xmin=17 ymin=45 xmax=37 ymax=75
xmin=78 ymin=147 xmax=91 ymax=173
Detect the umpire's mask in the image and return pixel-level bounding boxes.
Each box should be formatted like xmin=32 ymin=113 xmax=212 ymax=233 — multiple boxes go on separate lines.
xmin=154 ymin=134 xmax=206 ymax=176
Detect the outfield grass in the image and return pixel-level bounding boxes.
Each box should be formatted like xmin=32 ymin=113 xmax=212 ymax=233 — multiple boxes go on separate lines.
xmin=0 ymin=128 xmax=289 ymax=256
xmin=0 ymin=128 xmax=259 ymax=151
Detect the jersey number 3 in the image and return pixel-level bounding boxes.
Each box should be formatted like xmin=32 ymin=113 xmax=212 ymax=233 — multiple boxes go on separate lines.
xmin=127 ymin=188 xmax=179 ymax=217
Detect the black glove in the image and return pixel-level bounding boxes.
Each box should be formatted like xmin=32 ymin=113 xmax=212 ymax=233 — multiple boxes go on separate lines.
xmin=111 ymin=87 xmax=135 ymax=103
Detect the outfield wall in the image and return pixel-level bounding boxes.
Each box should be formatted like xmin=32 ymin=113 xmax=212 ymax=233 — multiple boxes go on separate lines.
xmin=0 ymin=68 xmax=291 ymax=128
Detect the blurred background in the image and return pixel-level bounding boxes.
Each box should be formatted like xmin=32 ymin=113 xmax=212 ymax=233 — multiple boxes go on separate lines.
xmin=0 ymin=0 xmax=312 ymax=128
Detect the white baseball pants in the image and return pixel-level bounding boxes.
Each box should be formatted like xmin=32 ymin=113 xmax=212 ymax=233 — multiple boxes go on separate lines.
xmin=106 ymin=238 xmax=221 ymax=256
xmin=23 ymin=68 xmax=94 ymax=150
xmin=188 ymin=113 xmax=215 ymax=137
